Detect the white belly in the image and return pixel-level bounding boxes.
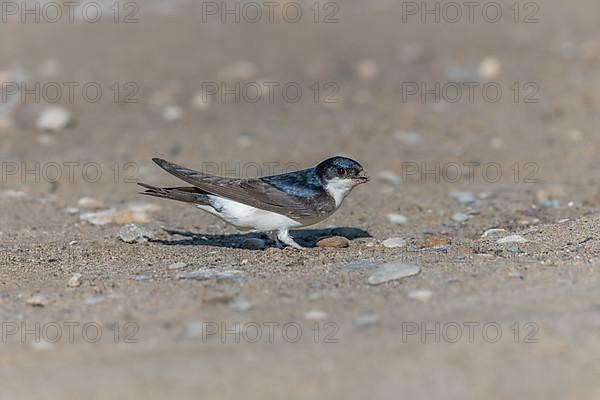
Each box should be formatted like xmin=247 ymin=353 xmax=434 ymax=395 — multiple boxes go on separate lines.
xmin=197 ymin=195 xmax=303 ymax=231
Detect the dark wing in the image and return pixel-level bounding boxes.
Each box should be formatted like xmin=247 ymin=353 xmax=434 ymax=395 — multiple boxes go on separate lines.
xmin=151 ymin=158 xmax=330 ymax=220
xmin=138 ymin=182 xmax=210 ymax=205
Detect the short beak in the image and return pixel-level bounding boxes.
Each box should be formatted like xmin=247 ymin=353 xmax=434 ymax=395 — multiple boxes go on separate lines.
xmin=354 ymin=172 xmax=370 ymax=184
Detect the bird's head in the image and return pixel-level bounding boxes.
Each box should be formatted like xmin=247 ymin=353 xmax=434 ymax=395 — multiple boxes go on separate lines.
xmin=315 ymin=156 xmax=369 ymax=206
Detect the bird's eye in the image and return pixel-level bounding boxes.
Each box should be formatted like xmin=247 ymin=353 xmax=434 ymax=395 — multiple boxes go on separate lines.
xmin=336 ymin=167 xmax=345 ymax=176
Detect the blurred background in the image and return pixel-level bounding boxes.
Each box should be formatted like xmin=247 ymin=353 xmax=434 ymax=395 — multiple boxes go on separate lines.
xmin=2 ymin=0 xmax=600 ymax=399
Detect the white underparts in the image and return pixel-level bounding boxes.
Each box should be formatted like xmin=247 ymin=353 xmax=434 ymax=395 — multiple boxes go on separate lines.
xmin=323 ymin=178 xmax=356 ymax=207
xmin=197 ymin=195 xmax=302 ymax=231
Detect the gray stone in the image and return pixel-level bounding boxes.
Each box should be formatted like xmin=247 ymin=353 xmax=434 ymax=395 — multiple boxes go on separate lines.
xmin=240 ymin=238 xmax=267 ymax=250
xmin=393 ymin=130 xmax=422 ymax=144
xmin=177 ymin=268 xmax=248 ymax=282
xmin=497 ymin=235 xmax=528 ymax=244
xmin=451 ymin=212 xmax=469 ymax=222
xmin=382 ymin=237 xmax=406 ymax=248
xmin=36 ymin=106 xmax=73 ymax=132
xmin=84 ymin=295 xmax=105 ymax=305
xmin=118 ymin=224 xmax=154 ymax=243
xmin=168 ymin=262 xmax=188 ymax=270
xmin=377 ymin=171 xmax=402 ymax=186
xmin=449 ymin=190 xmax=479 ymax=205
xmin=353 ymin=314 xmax=381 ymax=328
xmin=387 ymin=213 xmax=408 ymax=225
xmin=368 ymin=262 xmax=421 ymax=285
xmin=229 ymin=299 xmax=254 ymax=313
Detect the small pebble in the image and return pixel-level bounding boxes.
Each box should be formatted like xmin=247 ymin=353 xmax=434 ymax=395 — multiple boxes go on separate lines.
xmin=407 ymin=289 xmax=433 ymax=302
xmin=451 ymin=212 xmax=469 ymax=223
xmin=26 ymin=295 xmax=47 ymax=307
xmin=76 ymin=197 xmax=105 ymax=210
xmin=183 ymin=321 xmax=205 ymax=340
xmin=118 ymin=224 xmax=154 ymax=243
xmin=353 ymin=314 xmax=380 ymax=328
xmin=381 ymin=237 xmax=406 ymax=248
xmin=497 ymin=235 xmax=528 ymax=244
xmin=241 ymin=238 xmax=267 ymax=250
xmin=368 ymin=262 xmax=421 ymax=285
xmin=112 ymin=210 xmax=150 ymax=224
xmin=67 ymin=273 xmax=82 ymax=288
xmin=162 ymin=105 xmax=183 ymax=122
xmin=422 ymin=236 xmax=450 ymax=248
xmin=80 ymin=209 xmax=117 ymax=226
xmin=449 ymin=190 xmax=479 ymax=205
xmin=36 ymin=106 xmax=73 ymax=132
xmin=177 ymin=268 xmax=248 ymax=282
xmin=84 ymin=295 xmax=105 ymax=305
xmin=477 ymin=57 xmax=501 ymax=80
xmin=229 ymin=299 xmax=254 ymax=313
xmin=377 ymin=171 xmax=402 ymax=186
xmin=387 ymin=213 xmax=408 ymax=225
xmin=356 ymin=59 xmax=379 ymax=80
xmin=317 ymin=236 xmax=349 ymax=248
xmin=305 ymin=310 xmax=329 ymax=320
xmin=393 ymin=130 xmax=422 ymax=144
xmin=481 ymin=228 xmax=506 ymax=238
xmin=131 ymin=274 xmax=153 ymax=281
xmin=168 ymin=262 xmax=188 ymax=270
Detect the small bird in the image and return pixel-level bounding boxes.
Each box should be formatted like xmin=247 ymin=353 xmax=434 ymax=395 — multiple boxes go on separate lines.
xmin=138 ymin=156 xmax=369 ymax=249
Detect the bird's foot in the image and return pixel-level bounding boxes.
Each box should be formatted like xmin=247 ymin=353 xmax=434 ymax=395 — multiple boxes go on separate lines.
xmin=277 ymin=229 xmax=306 ymax=250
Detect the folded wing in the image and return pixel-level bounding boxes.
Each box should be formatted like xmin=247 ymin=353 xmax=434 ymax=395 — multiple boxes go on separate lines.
xmin=151 ymin=158 xmax=326 ymax=221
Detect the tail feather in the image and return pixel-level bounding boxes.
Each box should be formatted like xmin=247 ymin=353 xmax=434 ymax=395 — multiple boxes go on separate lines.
xmin=138 ymin=182 xmax=210 ymax=205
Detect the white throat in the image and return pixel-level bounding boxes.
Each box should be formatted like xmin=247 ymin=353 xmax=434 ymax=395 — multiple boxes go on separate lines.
xmin=324 ymin=178 xmax=355 ymax=207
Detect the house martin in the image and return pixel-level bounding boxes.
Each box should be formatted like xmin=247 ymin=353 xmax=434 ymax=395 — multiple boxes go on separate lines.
xmin=138 ymin=156 xmax=369 ymax=249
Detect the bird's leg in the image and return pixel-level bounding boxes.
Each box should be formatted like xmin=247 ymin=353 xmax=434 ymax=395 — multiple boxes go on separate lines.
xmin=267 ymin=231 xmax=284 ymax=248
xmin=277 ymin=229 xmax=305 ymax=250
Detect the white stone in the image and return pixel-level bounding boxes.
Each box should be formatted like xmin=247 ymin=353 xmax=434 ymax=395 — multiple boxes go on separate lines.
xmin=478 ymin=57 xmax=501 ymax=79
xmin=382 ymin=237 xmax=406 ymax=248
xmin=368 ymin=263 xmax=420 ymax=285
xmin=387 ymin=213 xmax=408 ymax=225
xmin=36 ymin=106 xmax=72 ymax=132
xmin=305 ymin=310 xmax=329 ymax=320
xmin=407 ymin=289 xmax=432 ymax=301
xmin=497 ymin=235 xmax=528 ymax=244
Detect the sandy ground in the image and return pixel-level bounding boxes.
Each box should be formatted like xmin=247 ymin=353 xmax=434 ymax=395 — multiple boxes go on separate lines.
xmin=1 ymin=0 xmax=600 ymax=398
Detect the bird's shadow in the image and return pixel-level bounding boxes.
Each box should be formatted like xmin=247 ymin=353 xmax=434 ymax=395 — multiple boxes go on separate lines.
xmin=152 ymin=227 xmax=371 ymax=249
